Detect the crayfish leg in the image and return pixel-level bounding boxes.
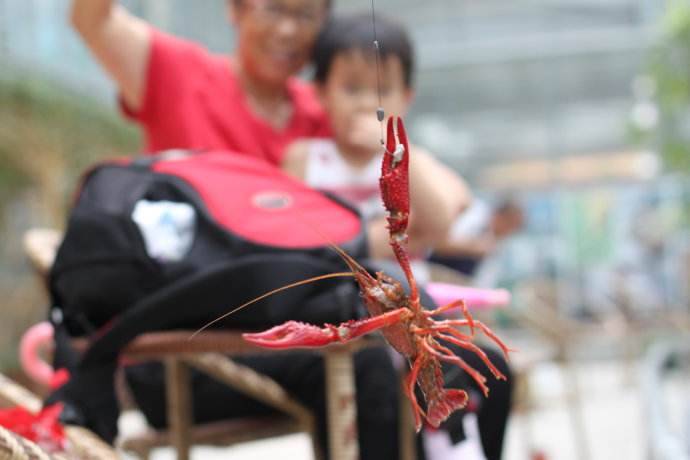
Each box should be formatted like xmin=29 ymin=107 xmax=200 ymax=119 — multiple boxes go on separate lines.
xmin=435 ymin=330 xmax=506 ymax=381
xmin=404 ymin=353 xmax=426 ymax=432
xmin=421 ymin=340 xmax=490 ymax=397
xmin=425 ymin=299 xmax=475 ymax=334
xmin=441 ymin=319 xmax=513 ymax=359
xmin=416 ymin=340 xmax=471 ymax=428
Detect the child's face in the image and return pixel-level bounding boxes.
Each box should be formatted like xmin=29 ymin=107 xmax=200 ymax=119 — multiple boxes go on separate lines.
xmin=319 ymin=50 xmax=413 ymax=157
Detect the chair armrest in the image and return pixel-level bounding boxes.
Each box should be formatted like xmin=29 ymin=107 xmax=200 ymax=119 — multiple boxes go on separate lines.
xmin=23 ymin=228 xmax=62 ymax=278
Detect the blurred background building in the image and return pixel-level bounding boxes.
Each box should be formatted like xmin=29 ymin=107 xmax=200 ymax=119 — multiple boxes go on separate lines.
xmin=0 ymin=0 xmax=667 ymax=168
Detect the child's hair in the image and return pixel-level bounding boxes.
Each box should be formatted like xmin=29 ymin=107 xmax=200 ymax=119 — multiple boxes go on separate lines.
xmin=313 ymin=13 xmax=415 ymax=88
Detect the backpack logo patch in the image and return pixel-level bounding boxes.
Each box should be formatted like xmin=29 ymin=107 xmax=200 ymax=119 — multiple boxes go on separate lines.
xmin=251 ymin=191 xmax=293 ymax=211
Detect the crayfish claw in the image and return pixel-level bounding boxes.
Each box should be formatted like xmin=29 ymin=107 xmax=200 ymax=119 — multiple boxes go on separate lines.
xmin=384 ymin=116 xmax=397 ymax=166
xmin=380 ymin=116 xmax=410 ymax=231
xmin=395 ymin=116 xmax=409 ymax=158
xmin=243 ymin=321 xmax=337 ymax=349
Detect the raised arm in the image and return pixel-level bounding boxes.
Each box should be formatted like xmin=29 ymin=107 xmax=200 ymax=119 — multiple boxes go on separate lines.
xmin=432 ymin=234 xmax=496 ymax=259
xmin=368 ymin=146 xmax=471 ymax=259
xmin=70 ymin=0 xmax=151 ymax=110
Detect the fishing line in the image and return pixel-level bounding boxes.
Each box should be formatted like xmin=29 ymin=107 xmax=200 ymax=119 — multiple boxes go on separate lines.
xmin=369 ymin=1 xmax=472 ymax=388
xmin=371 ymin=0 xmax=386 ymax=146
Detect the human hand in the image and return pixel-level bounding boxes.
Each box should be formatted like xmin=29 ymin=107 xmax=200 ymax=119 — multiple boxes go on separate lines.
xmin=347 ymin=113 xmax=385 ymax=153
xmin=476 ymin=235 xmax=498 ymax=256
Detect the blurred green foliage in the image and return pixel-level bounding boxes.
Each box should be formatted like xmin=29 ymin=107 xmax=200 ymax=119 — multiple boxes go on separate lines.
xmin=560 ymin=191 xmax=615 ymax=268
xmin=640 ymin=0 xmax=690 ymax=173
xmin=0 ymin=75 xmax=139 ymax=215
xmin=0 ymin=73 xmax=139 ymax=371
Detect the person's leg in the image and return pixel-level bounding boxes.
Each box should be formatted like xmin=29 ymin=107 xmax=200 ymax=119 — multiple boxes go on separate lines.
xmin=475 ymin=347 xmax=511 ymax=460
xmin=353 ymin=346 xmax=400 ymax=460
xmin=445 ymin=346 xmax=512 ymax=460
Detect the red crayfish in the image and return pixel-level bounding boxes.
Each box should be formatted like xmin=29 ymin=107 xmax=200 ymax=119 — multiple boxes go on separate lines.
xmin=243 ymin=117 xmax=510 ymax=431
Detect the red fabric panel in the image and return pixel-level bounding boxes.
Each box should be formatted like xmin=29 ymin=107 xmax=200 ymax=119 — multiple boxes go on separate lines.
xmin=120 ymin=28 xmax=331 ymax=166
xmin=153 ymin=151 xmax=361 ymax=248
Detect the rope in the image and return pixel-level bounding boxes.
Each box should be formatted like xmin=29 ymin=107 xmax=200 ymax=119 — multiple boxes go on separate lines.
xmin=0 ymin=425 xmax=57 ymax=460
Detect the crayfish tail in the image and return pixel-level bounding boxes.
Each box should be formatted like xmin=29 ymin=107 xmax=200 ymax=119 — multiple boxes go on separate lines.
xmin=426 ymin=389 xmax=469 ymax=428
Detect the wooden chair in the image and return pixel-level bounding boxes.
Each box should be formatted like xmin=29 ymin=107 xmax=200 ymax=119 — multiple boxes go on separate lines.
xmin=22 ymin=228 xmax=371 ymax=460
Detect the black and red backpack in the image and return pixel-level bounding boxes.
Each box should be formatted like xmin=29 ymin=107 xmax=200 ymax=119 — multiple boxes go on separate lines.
xmin=47 ymin=150 xmax=371 ymax=441
xmin=50 ymin=150 xmax=367 ymax=337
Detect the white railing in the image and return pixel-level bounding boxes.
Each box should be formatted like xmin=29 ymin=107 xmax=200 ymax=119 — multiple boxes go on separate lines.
xmin=640 ymin=339 xmax=690 ymax=460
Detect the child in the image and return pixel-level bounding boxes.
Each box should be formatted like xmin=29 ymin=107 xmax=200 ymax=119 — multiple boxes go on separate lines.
xmin=282 ymin=13 xmax=470 ymax=261
xmin=283 ymin=13 xmax=512 ymax=460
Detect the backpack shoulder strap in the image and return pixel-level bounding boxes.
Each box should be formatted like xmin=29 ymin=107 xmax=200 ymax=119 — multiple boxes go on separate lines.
xmin=47 ymin=253 xmax=362 ymax=441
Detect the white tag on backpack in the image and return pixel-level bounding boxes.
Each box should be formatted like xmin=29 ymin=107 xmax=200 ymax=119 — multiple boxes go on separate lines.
xmin=131 ymin=200 xmax=196 ymax=263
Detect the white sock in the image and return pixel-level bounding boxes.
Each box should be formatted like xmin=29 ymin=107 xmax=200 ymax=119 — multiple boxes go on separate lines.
xmin=423 ymin=413 xmax=486 ymax=460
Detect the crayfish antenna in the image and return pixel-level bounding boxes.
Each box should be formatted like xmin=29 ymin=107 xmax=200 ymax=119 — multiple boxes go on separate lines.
xmin=289 ymin=208 xmax=372 ymax=278
xmin=189 ymin=271 xmax=354 ymax=340
xmin=327 ymin=242 xmax=372 ymax=278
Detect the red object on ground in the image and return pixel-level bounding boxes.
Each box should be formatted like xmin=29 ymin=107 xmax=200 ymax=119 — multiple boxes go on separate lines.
xmin=0 ymin=403 xmax=67 ymax=453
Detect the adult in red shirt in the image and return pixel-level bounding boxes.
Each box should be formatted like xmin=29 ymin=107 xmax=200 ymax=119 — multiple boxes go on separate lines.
xmin=69 ymin=1 xmax=401 ymax=459
xmin=71 ymin=0 xmax=331 ymax=165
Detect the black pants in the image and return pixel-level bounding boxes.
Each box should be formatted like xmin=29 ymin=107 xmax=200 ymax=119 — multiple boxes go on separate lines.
xmin=126 ymin=345 xmax=401 ymax=460
xmin=478 ymin=347 xmax=512 ymax=460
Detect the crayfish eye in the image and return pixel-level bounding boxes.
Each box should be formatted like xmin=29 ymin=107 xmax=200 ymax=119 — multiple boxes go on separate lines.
xmin=381 ymin=284 xmax=404 ymax=303
xmin=369 ymin=285 xmax=388 ymax=304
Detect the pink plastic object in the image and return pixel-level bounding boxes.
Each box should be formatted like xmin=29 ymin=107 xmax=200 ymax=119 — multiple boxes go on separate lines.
xmin=20 ymin=322 xmax=55 ymax=388
xmin=426 ymin=282 xmax=510 ymax=312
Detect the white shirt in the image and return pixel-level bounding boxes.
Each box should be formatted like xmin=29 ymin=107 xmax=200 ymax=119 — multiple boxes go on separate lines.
xmin=304 ymin=139 xmax=385 ymax=221
xmin=447 ymin=200 xmax=491 ymax=241
xmin=304 ymin=139 xmax=430 ymax=283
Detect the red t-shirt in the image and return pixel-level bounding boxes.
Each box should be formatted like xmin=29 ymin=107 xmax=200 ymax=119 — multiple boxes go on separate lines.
xmin=121 ymin=28 xmax=330 ymax=165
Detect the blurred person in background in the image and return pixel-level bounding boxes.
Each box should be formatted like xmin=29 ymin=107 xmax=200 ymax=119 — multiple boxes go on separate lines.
xmin=587 ymin=198 xmax=679 ymax=320
xmin=430 ymin=199 xmax=525 ymax=285
xmin=70 ymin=0 xmax=332 ymax=164
xmin=68 ymin=1 xmax=407 ymax=459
